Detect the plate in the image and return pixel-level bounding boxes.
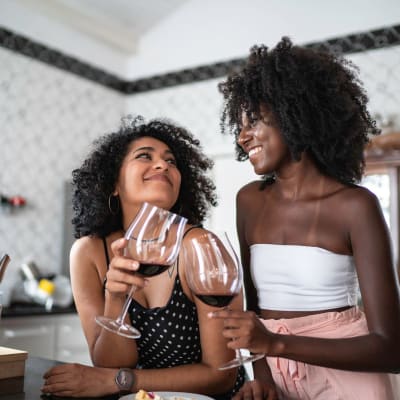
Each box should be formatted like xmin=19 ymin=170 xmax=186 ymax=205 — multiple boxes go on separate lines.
xmin=120 ymin=392 xmax=215 ymax=400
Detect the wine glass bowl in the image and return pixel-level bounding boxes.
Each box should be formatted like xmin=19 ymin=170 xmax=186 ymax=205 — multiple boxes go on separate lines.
xmin=185 ymin=232 xmax=242 ymax=307
xmin=95 ymin=202 xmax=187 ymax=338
xmin=125 ymin=205 xmax=185 ymax=277
xmin=184 ymin=231 xmax=264 ymax=370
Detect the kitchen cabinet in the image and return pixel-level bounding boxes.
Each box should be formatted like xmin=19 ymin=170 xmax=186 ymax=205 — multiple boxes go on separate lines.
xmin=0 ymin=313 xmax=91 ymax=365
xmin=364 ymin=142 xmax=400 ymax=278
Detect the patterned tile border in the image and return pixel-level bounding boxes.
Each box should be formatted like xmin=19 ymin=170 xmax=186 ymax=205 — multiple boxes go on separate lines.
xmin=1 ymin=24 xmax=399 ymax=94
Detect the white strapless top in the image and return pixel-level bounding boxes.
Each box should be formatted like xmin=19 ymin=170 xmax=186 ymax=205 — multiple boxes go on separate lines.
xmin=250 ymin=244 xmax=359 ymax=311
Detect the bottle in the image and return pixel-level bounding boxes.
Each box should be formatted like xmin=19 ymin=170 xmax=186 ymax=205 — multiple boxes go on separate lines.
xmin=33 ymin=279 xmax=55 ymax=311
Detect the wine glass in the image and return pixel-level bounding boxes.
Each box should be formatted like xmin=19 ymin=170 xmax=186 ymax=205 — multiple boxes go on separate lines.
xmin=95 ymin=202 xmax=188 ymax=338
xmin=184 ymin=231 xmax=265 ymax=370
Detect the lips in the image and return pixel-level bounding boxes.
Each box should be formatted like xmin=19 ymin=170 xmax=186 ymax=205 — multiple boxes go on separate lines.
xmin=144 ymin=173 xmax=172 ymax=185
xmin=248 ymin=146 xmax=262 ymax=158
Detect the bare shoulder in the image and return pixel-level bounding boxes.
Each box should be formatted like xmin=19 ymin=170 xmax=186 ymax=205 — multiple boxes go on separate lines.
xmin=69 ymin=235 xmax=104 ymax=278
xmin=182 ymin=225 xmax=210 ymax=242
xmin=181 ymin=226 xmax=224 ymax=255
xmin=339 ymin=184 xmax=379 ymax=206
xmin=335 ymin=184 xmax=381 ymax=218
xmin=237 ymin=180 xmax=265 ymax=204
xmin=70 ymin=235 xmax=101 ymax=259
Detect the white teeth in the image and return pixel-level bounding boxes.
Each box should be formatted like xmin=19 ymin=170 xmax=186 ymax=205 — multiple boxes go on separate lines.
xmin=249 ymin=146 xmax=262 ymax=157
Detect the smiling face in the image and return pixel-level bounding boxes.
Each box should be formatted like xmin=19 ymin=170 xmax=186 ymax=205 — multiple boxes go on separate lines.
xmin=114 ymin=136 xmax=181 ymax=218
xmin=237 ymin=105 xmax=291 ymax=175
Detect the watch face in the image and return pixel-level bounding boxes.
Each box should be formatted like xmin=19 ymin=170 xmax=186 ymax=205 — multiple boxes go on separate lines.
xmin=120 ymin=371 xmax=128 ymax=385
xmin=116 ymin=368 xmax=134 ymax=391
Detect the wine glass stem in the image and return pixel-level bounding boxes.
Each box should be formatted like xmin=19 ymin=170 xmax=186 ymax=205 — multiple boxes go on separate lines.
xmin=234 ymin=348 xmax=244 ymax=363
xmin=116 ymin=285 xmax=136 ymax=325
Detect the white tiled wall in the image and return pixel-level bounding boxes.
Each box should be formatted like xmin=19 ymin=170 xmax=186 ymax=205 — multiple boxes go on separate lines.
xmin=1 ymin=43 xmax=400 ymax=295
xmin=0 ymin=47 xmax=124 ymax=284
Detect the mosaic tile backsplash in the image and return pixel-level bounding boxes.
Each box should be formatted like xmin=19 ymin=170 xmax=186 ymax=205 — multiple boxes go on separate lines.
xmin=0 ymin=47 xmax=237 ymax=297
xmin=1 ymin=41 xmax=400 ymax=302
xmin=0 ymin=47 xmax=124 ymax=288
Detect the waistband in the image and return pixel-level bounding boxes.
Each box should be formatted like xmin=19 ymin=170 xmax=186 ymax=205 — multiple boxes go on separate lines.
xmin=263 ymin=306 xmax=365 ymax=336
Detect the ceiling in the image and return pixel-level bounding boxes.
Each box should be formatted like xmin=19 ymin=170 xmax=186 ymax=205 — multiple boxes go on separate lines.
xmin=17 ymin=0 xmax=188 ymax=53
xmin=4 ymin=0 xmax=400 ymax=81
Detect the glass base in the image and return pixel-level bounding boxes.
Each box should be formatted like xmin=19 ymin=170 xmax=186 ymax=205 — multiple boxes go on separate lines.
xmin=95 ymin=315 xmax=141 ymax=339
xmin=218 ymin=352 xmax=265 ymax=370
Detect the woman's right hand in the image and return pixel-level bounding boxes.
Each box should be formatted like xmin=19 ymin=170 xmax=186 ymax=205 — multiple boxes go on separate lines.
xmin=233 ymin=379 xmax=279 ymax=400
xmin=42 ymin=363 xmax=117 ymax=397
xmin=104 ymin=238 xmax=147 ymax=297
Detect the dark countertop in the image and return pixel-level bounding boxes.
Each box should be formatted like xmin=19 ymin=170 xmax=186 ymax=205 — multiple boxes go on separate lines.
xmin=0 ymin=356 xmax=119 ymax=400
xmin=2 ymin=303 xmax=77 ymax=318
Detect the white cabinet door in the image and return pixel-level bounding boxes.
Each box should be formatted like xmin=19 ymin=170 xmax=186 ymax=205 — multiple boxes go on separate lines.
xmin=55 ymin=314 xmax=92 ymax=365
xmin=210 ymin=154 xmax=258 ymax=250
xmin=0 ymin=316 xmax=56 ymax=359
xmin=0 ymin=313 xmax=91 ymax=365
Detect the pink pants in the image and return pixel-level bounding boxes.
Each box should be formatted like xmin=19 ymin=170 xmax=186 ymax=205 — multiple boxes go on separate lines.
xmin=262 ymin=307 xmax=396 ymax=399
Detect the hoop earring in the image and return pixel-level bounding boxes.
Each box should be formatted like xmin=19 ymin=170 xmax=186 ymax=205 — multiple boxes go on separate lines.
xmin=108 ymin=194 xmax=120 ymax=215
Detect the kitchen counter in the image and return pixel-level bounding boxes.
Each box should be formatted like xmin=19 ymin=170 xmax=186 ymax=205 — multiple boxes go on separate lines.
xmin=0 ymin=356 xmax=118 ymax=400
xmin=2 ymin=303 xmax=77 ymax=318
xmin=0 ymin=306 xmax=91 ymax=365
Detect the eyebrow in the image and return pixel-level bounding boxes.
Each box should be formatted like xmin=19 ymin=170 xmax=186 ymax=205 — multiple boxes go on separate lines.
xmin=132 ymin=146 xmax=174 ymax=156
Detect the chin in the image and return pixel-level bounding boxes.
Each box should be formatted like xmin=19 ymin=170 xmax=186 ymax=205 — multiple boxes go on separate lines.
xmin=252 ymin=159 xmax=276 ymax=175
xmin=144 ymin=197 xmax=176 ymax=211
xmin=253 ymin=165 xmax=271 ymax=176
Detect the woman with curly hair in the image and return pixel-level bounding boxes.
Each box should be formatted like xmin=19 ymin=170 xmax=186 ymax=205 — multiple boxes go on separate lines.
xmin=210 ymin=38 xmax=400 ymax=399
xmin=41 ymin=116 xmax=245 ymax=398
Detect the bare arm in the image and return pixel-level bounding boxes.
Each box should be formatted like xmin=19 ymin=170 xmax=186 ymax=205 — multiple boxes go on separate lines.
xmin=70 ymin=237 xmax=143 ymax=367
xmin=275 ymin=189 xmax=400 ymax=371
xmin=214 ymin=188 xmax=400 ymax=372
xmin=65 ymin=231 xmax=240 ymax=397
xmin=236 ymin=186 xmax=278 ymax=397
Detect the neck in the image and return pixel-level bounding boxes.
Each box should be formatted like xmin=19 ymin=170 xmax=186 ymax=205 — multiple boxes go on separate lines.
xmin=274 ymin=153 xmax=323 ymax=201
xmin=122 ymin=204 xmax=142 ymax=232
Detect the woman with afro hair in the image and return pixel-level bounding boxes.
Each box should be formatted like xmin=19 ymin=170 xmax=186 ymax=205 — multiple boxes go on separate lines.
xmin=210 ymin=37 xmax=400 ymax=399
xmin=41 ymin=116 xmax=245 ymax=399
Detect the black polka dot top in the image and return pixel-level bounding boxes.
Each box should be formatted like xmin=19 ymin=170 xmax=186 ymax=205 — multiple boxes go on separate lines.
xmin=128 ymin=273 xmax=245 ymax=399
xmin=102 ymin=235 xmax=245 ymax=399
xmin=129 ymin=274 xmax=201 ymax=369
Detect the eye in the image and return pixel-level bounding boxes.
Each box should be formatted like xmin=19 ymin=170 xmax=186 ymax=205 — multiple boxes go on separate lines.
xmin=262 ymin=117 xmax=273 ymax=126
xmin=261 ymin=116 xmax=277 ymax=127
xmin=249 ymin=117 xmax=259 ymax=128
xmin=166 ymin=157 xmax=177 ymax=166
xmin=248 ymin=113 xmax=260 ymax=127
xmin=135 ymin=152 xmax=151 ymax=160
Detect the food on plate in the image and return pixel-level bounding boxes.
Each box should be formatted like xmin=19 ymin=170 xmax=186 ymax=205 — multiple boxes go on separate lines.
xmin=135 ymin=390 xmax=163 ymax=400
xmin=135 ymin=390 xmax=195 ymax=400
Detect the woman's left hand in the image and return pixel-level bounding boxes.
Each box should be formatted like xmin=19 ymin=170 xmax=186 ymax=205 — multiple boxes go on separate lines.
xmin=233 ymin=379 xmax=279 ymax=400
xmin=209 ymin=309 xmax=273 ymax=355
xmin=42 ymin=363 xmax=117 ymax=397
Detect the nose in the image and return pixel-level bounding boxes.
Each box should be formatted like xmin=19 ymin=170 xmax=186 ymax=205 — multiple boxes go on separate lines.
xmin=153 ymin=157 xmax=169 ymax=170
xmin=237 ymin=127 xmax=252 ymax=149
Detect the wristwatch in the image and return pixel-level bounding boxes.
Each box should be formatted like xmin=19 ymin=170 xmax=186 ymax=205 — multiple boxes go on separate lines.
xmin=115 ymin=368 xmax=135 ymax=395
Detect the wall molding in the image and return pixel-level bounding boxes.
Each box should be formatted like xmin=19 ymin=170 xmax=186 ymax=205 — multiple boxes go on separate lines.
xmin=1 ymin=24 xmax=399 ymax=94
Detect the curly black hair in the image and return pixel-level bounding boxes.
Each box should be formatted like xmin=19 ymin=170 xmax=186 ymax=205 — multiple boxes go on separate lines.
xmin=71 ymin=116 xmax=217 ymax=238
xmin=219 ymin=37 xmax=379 ymax=184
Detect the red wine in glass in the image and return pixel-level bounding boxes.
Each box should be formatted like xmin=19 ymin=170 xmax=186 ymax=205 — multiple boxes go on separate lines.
xmin=184 ymin=231 xmax=265 ymax=370
xmin=95 ymin=202 xmax=187 ymax=339
xmin=194 ymin=293 xmax=236 ymax=308
xmin=137 ymin=262 xmax=170 ymax=277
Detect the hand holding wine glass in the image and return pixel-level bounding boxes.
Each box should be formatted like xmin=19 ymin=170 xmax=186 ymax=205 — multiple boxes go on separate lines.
xmin=95 ymin=202 xmax=187 ymax=338
xmin=184 ymin=231 xmax=265 ymax=370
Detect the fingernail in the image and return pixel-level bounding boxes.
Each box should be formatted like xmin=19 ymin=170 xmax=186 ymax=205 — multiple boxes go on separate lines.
xmin=131 ymin=262 xmax=138 ymax=270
